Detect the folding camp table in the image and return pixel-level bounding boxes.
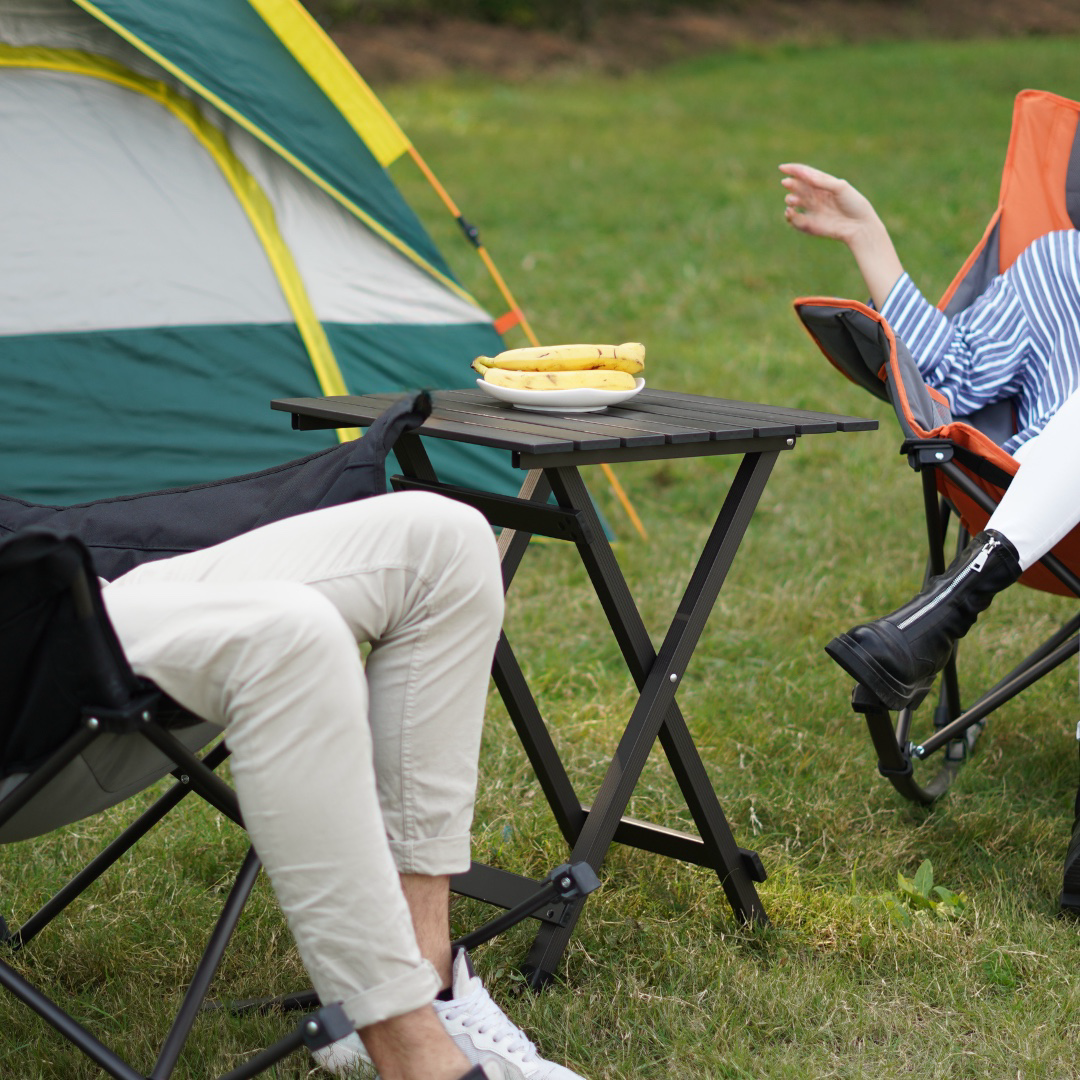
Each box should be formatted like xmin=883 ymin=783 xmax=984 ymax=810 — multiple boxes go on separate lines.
xmin=273 ymin=387 xmax=876 ymax=987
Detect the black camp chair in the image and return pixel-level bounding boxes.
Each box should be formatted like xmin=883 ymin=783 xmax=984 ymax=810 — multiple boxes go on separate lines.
xmin=792 ymin=90 xmax=1080 ymax=808
xmin=0 ymin=394 xmax=597 ymax=1079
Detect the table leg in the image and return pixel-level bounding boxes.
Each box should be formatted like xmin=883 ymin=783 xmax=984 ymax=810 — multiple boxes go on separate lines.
xmin=521 ymin=452 xmax=778 ymax=985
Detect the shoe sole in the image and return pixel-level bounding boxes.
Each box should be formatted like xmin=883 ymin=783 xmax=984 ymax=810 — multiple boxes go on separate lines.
xmin=825 ymin=633 xmax=932 ymax=713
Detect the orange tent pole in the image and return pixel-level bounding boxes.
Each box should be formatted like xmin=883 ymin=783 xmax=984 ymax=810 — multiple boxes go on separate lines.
xmin=406 ymin=145 xmax=648 ymax=541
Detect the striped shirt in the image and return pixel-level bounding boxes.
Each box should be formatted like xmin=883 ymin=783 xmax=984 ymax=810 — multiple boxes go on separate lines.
xmin=880 ymin=229 xmax=1080 ymax=455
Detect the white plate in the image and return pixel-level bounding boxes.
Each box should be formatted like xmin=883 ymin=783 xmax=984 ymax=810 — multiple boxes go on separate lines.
xmin=476 ymin=377 xmax=645 ymax=413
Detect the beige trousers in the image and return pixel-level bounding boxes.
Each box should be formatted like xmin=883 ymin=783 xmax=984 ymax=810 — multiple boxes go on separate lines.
xmin=101 ymin=492 xmax=504 ymax=1028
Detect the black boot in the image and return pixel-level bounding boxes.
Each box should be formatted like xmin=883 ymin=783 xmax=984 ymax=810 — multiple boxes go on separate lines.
xmin=1061 ymin=733 xmax=1080 ymax=914
xmin=825 ymin=529 xmax=1022 ymax=710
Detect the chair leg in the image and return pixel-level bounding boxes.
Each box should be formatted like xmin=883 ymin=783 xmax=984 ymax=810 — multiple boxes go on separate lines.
xmin=0 ymin=957 xmax=146 ymax=1080
xmin=216 ymin=1002 xmax=355 ymax=1080
xmin=11 ymin=742 xmax=232 ymax=949
xmin=1061 ymin=736 xmax=1080 ymax=914
xmin=222 ymin=861 xmax=602 ymax=1017
xmin=150 ymin=846 xmax=262 ymax=1080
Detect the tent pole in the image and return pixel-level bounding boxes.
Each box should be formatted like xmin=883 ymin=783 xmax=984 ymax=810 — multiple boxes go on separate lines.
xmin=405 ymin=145 xmax=649 ymax=541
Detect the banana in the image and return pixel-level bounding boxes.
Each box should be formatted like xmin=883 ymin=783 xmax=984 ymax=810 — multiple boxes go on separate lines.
xmin=474 ymin=342 xmax=645 ymax=375
xmin=482 ymin=368 xmax=637 ymax=392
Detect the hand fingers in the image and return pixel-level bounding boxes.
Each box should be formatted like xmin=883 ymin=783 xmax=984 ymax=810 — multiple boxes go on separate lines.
xmin=779 ymin=162 xmax=844 ymax=192
xmin=784 ymin=205 xmax=813 ymax=232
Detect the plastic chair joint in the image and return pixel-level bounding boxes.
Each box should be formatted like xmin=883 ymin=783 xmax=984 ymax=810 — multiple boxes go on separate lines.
xmin=544 ymin=861 xmax=602 ymax=903
xmin=900 ymin=438 xmax=955 ymax=471
xmin=299 ymin=1003 xmax=356 ymax=1051
xmin=877 ymin=754 xmax=915 ymax=779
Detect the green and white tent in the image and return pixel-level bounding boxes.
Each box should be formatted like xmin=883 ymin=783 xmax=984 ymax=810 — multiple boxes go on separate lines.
xmin=0 ymin=0 xmax=522 ymax=503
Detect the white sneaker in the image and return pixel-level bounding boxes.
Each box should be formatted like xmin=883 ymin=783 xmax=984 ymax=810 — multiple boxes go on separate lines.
xmin=311 ymin=950 xmax=585 ymax=1080
xmin=310 ymin=1030 xmax=370 ymax=1076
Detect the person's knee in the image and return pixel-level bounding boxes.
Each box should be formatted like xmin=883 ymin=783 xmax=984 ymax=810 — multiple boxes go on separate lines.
xmin=423 ymin=495 xmax=504 ymax=631
xmin=394 ymin=493 xmax=502 ymax=602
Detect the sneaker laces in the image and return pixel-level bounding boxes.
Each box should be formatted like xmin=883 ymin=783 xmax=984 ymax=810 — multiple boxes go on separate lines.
xmin=437 ymin=977 xmax=540 ymax=1064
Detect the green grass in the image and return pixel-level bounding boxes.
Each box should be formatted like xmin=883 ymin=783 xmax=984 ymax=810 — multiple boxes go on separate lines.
xmin=5 ymin=34 xmax=1080 ymax=1080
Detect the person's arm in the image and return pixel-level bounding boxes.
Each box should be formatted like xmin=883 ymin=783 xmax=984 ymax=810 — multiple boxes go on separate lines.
xmin=779 ymin=162 xmax=905 ymax=308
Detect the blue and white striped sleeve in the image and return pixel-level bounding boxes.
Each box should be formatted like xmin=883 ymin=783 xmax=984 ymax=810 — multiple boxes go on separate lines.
xmin=879 ymin=272 xmax=1032 ymax=421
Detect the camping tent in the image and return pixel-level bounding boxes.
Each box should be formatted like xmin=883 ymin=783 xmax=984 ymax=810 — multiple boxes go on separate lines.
xmin=0 ymin=0 xmax=524 ymax=504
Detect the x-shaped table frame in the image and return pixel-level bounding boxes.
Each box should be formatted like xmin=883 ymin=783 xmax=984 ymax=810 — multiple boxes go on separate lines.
xmin=274 ymin=388 xmax=875 ymax=987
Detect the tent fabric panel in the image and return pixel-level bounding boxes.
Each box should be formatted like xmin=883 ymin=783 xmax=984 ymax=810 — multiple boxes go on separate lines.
xmin=72 ymin=0 xmax=455 ymax=280
xmin=247 ymin=0 xmax=410 ymax=168
xmin=0 ymin=67 xmax=292 ymax=335
xmin=0 ymin=326 xmax=336 ymax=504
xmin=325 ymin=320 xmax=504 ymax=394
xmin=324 ymin=322 xmax=525 ymax=498
xmin=232 ymin=121 xmax=490 ymax=328
xmin=0 ymin=0 xmax=158 ymax=76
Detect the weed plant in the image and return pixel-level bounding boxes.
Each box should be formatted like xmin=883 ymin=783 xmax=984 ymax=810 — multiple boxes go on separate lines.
xmin=4 ymin=34 xmax=1080 ymax=1080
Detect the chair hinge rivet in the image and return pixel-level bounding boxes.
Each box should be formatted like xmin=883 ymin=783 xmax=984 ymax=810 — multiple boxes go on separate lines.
xmin=86 ymin=717 xmax=100 ymax=731
xmin=786 ymin=438 xmax=795 ymax=447
xmin=180 ymin=774 xmax=190 ymax=785
xmin=141 ymin=711 xmax=152 ymax=722
xmin=669 ymin=673 xmax=678 ymax=683
xmin=305 ymin=1021 xmax=320 ymax=1036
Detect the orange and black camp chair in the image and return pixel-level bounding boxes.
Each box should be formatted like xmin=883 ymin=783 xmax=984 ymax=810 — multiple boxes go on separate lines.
xmin=794 ymin=89 xmax=1080 ymax=806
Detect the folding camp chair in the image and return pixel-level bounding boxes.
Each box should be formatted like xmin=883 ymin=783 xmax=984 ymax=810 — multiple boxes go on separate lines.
xmin=794 ymin=88 xmax=1080 ymax=806
xmin=0 ymin=394 xmax=597 ymax=1078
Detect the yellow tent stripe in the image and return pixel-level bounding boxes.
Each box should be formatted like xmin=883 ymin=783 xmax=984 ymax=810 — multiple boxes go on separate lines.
xmin=247 ymin=0 xmax=410 ymax=168
xmin=68 ymin=0 xmax=483 ymax=312
xmin=0 ymin=43 xmax=360 ymax=442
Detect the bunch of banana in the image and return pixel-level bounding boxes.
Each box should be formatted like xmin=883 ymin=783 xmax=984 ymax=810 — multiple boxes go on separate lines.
xmin=472 ymin=342 xmax=645 ymax=392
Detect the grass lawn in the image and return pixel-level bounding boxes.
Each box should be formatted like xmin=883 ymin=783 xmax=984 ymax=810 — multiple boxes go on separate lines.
xmin=4 ymin=33 xmax=1080 ymax=1080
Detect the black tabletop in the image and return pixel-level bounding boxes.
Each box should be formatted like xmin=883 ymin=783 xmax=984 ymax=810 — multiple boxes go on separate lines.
xmin=274 ymin=387 xmax=877 ymax=469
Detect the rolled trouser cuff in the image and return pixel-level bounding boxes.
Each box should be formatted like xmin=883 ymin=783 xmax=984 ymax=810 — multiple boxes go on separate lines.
xmin=339 ymin=958 xmax=443 ymax=1030
xmin=389 ymin=832 xmax=472 ymax=877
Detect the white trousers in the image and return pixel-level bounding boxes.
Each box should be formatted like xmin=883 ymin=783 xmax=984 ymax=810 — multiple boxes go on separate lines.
xmin=101 ymin=491 xmax=504 ymax=1029
xmin=989 ymin=387 xmax=1080 ymax=570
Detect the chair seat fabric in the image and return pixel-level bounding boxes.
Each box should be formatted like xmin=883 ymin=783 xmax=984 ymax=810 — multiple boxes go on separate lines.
xmin=0 ymin=393 xmax=430 ymax=839
xmin=0 ymin=392 xmax=430 ymax=580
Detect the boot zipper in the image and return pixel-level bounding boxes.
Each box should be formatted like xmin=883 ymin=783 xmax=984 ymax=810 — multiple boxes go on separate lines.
xmin=896 ymin=537 xmax=999 ymax=631
xmin=968 ymin=536 xmax=999 ymax=573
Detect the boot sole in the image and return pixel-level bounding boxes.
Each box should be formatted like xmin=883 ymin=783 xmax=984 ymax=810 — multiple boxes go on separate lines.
xmin=825 ymin=633 xmax=933 ymax=712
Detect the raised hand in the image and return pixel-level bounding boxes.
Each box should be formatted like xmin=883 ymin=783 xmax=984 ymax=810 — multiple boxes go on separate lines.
xmin=779 ymin=162 xmax=881 ymax=244
xmin=779 ymin=162 xmax=905 ymax=307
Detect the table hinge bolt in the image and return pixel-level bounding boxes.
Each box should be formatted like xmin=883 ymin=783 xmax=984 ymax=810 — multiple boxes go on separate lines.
xmin=668 ymin=673 xmax=678 ymax=683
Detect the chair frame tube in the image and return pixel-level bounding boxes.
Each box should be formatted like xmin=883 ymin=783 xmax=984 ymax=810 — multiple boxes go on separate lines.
xmin=862 ymin=445 xmax=1080 ymax=799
